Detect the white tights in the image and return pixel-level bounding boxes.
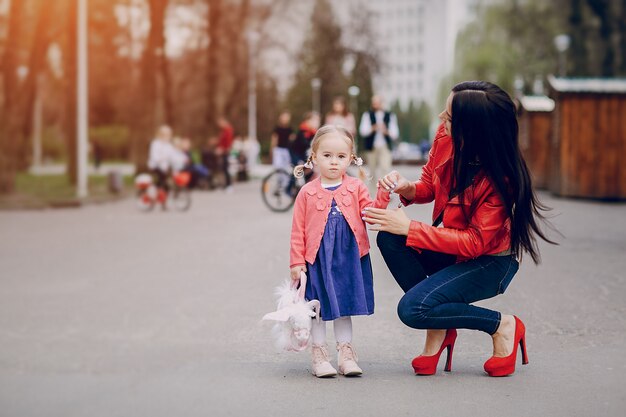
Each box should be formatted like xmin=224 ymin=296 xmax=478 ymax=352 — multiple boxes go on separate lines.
xmin=311 ymin=316 xmax=352 ymax=346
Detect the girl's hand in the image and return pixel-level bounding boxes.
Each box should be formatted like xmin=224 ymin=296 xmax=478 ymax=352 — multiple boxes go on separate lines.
xmin=362 ymin=207 xmax=411 ymax=236
xmin=378 ymin=171 xmax=413 ymax=198
xmin=290 ymin=265 xmax=306 ymax=283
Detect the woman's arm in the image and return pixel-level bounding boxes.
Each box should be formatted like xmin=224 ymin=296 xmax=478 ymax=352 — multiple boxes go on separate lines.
xmin=363 ymin=186 xmax=509 ymax=258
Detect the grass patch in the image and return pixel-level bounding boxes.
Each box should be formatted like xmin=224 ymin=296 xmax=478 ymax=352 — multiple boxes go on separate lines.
xmin=0 ymin=173 xmax=134 ymax=210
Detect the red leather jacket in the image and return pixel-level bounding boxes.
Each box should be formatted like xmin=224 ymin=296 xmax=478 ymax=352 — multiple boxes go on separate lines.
xmin=401 ymin=124 xmax=512 ymax=261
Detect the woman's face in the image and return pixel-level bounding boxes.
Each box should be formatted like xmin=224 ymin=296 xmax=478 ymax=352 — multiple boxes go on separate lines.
xmin=438 ymin=92 xmax=453 ymax=136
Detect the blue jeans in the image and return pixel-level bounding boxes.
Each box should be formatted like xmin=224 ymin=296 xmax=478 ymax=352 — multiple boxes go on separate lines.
xmin=376 ymin=232 xmax=519 ymax=335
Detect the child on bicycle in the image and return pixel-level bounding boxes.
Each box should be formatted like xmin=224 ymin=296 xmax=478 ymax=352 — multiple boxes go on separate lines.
xmin=290 ymin=125 xmax=390 ymax=378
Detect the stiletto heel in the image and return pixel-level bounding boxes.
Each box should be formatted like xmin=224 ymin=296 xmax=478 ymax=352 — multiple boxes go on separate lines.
xmin=444 ymin=343 xmax=454 ymax=372
xmin=484 ymin=316 xmax=528 ymax=377
xmin=411 ymin=329 xmax=457 ymax=375
xmin=520 ymin=335 xmax=529 ymax=365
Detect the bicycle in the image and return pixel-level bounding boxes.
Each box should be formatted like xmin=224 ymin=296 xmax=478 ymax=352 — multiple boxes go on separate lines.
xmin=261 ymin=166 xmax=315 ymax=212
xmin=134 ymin=171 xmax=192 ymax=212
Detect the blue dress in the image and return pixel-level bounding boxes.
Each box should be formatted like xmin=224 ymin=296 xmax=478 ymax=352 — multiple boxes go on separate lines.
xmin=305 ymin=185 xmax=375 ymax=321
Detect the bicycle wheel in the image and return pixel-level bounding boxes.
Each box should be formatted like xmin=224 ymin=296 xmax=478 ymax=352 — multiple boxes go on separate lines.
xmin=171 ymin=186 xmax=192 ymax=211
xmin=261 ymin=169 xmax=295 ymax=212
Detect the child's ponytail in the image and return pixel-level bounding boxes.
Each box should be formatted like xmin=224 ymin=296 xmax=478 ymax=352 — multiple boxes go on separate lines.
xmin=352 ymin=154 xmax=371 ymax=182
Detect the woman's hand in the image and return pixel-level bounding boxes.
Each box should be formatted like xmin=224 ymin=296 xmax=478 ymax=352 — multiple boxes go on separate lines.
xmin=362 ymin=207 xmax=412 ymax=236
xmin=290 ymin=265 xmax=306 ymax=284
xmin=378 ymin=171 xmax=414 ymax=200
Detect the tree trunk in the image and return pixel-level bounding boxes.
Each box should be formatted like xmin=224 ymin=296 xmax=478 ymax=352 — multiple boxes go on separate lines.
xmin=222 ymin=0 xmax=250 ymax=123
xmin=18 ymin=0 xmax=55 ymax=170
xmin=64 ymin=0 xmax=78 ymax=185
xmin=586 ymin=0 xmax=614 ymax=76
xmin=205 ymin=0 xmax=222 ymax=133
xmin=0 ymin=0 xmax=24 ymax=194
xmin=621 ymin=0 xmax=626 ymax=74
xmin=131 ymin=0 xmax=168 ymax=172
xmin=569 ymin=0 xmax=588 ymax=76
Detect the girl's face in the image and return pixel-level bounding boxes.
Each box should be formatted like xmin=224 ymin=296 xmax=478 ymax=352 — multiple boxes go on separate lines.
xmin=312 ymin=133 xmax=352 ymax=184
xmin=438 ymin=92 xmax=453 ymax=136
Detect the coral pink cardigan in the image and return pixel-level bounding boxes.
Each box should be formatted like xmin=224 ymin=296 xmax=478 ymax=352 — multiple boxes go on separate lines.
xmin=290 ymin=175 xmax=390 ymax=267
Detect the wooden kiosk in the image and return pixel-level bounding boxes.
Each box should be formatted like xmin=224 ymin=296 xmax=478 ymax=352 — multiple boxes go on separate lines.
xmin=547 ymin=76 xmax=626 ymax=200
xmin=518 ymin=95 xmax=555 ymax=189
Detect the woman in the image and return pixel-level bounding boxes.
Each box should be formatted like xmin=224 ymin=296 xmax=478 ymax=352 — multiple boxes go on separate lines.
xmin=362 ymin=81 xmax=555 ymax=377
xmin=324 ymin=96 xmax=357 ymax=138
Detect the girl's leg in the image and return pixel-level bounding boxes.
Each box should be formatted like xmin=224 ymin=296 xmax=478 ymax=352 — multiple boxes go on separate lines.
xmin=333 ymin=317 xmax=352 ymax=343
xmin=397 ymin=255 xmax=519 ymax=334
xmin=311 ymin=319 xmax=327 ymax=346
xmin=333 ymin=317 xmax=362 ymax=376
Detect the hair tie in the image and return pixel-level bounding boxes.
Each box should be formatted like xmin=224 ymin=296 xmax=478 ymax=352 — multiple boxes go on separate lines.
xmin=354 ymin=157 xmax=363 ymax=167
xmin=304 ymin=161 xmax=313 ymax=169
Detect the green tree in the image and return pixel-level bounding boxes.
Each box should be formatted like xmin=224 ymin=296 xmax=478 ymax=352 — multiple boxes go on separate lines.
xmin=448 ymin=0 xmax=626 ymax=102
xmin=391 ymin=100 xmax=431 ymax=144
xmin=452 ymin=0 xmax=566 ymax=94
xmin=285 ymin=0 xmax=349 ymax=122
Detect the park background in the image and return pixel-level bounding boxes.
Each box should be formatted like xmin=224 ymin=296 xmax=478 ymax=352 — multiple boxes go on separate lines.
xmin=1 ymin=0 xmax=625 ymax=203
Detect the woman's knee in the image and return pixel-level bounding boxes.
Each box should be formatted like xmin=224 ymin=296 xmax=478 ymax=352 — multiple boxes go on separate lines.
xmin=376 ymin=231 xmax=405 ymax=252
xmin=397 ymin=294 xmax=429 ymax=328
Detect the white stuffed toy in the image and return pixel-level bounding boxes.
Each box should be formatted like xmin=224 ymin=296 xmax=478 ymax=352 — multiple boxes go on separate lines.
xmin=262 ymin=272 xmax=320 ymax=352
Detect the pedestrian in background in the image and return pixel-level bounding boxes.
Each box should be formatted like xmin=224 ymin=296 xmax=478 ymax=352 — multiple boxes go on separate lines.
xmin=358 ymin=95 xmax=399 ymax=180
xmin=216 ymin=116 xmax=234 ymax=193
xmin=201 ymin=136 xmax=219 ymax=189
xmin=270 ymin=111 xmax=294 ymax=174
xmin=290 ymin=125 xmax=390 ymax=378
xmin=290 ymin=111 xmax=320 ymax=167
xmin=289 ymin=112 xmax=320 ymax=186
xmin=364 ymin=81 xmax=556 ymax=377
xmin=147 ymin=125 xmax=176 ymax=193
xmin=324 ymin=96 xmax=356 ymax=139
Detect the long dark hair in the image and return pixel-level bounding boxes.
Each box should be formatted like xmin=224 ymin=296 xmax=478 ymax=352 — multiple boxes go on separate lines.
xmin=450 ymin=80 xmax=556 ymax=263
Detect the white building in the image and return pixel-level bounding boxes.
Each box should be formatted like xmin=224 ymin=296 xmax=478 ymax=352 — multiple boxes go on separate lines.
xmin=259 ymin=0 xmax=475 ymax=110
xmin=334 ymin=0 xmax=475 ymax=109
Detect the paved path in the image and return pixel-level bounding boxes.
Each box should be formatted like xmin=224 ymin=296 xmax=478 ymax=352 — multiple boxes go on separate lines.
xmin=1 ymin=166 xmax=625 ymax=417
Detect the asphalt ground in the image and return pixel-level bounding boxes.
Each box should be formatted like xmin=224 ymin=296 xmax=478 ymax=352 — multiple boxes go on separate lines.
xmin=1 ymin=165 xmax=625 ymax=417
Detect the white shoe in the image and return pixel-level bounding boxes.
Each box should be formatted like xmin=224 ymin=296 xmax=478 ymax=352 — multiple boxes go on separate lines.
xmin=337 ymin=342 xmax=363 ymax=376
xmin=224 ymin=186 xmax=234 ymax=194
xmin=311 ymin=344 xmax=337 ymax=378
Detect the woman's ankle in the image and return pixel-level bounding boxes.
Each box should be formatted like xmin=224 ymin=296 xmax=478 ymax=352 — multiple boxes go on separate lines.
xmin=491 ymin=315 xmax=515 ymax=357
xmin=422 ymin=329 xmax=447 ymax=356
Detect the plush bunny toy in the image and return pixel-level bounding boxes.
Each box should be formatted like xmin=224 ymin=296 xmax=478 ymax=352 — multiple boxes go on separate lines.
xmin=262 ymin=272 xmax=320 ymax=352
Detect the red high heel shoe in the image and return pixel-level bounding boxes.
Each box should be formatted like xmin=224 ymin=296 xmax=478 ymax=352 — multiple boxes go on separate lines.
xmin=484 ymin=316 xmax=529 ymax=377
xmin=411 ymin=329 xmax=457 ymax=375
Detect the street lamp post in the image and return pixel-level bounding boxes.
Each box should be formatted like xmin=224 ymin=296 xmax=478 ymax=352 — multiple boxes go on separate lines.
xmin=554 ymin=34 xmax=571 ymax=77
xmin=311 ymin=77 xmax=321 ymax=114
xmin=348 ymin=85 xmax=360 ymax=117
xmin=77 ymin=0 xmax=89 ymax=198
xmin=247 ymin=31 xmax=260 ymax=142
xmin=32 ymin=74 xmax=43 ymax=168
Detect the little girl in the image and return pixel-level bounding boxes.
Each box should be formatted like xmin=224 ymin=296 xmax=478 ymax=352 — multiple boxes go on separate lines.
xmin=290 ymin=125 xmax=390 ymax=378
